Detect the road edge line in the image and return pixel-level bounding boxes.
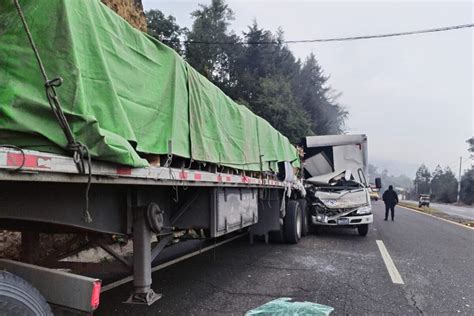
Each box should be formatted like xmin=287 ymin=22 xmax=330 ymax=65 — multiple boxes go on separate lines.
xmin=375 ymin=240 xmax=404 ymax=285
xmin=398 ymin=205 xmax=474 ymax=231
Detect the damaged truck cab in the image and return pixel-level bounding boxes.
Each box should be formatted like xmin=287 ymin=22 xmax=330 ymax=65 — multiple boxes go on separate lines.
xmin=302 ymin=135 xmax=381 ymax=236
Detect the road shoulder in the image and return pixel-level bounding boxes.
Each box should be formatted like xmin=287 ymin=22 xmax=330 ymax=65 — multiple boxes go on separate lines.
xmin=398 ymin=202 xmax=474 ymax=230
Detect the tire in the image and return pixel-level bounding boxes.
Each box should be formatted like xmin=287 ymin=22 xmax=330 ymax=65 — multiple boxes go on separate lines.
xmin=298 ymin=198 xmax=309 ymax=237
xmin=0 ymin=271 xmax=52 ymax=316
xmin=357 ymin=224 xmax=369 ymax=237
xmin=284 ymin=200 xmax=302 ymax=244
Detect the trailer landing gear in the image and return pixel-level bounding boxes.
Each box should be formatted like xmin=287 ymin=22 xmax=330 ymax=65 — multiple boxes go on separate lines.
xmin=125 ymin=290 xmax=162 ymax=305
xmin=125 ymin=204 xmax=166 ymax=305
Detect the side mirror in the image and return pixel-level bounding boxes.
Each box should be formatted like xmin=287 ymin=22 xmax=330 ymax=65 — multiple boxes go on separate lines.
xmin=375 ymin=177 xmax=382 ymax=189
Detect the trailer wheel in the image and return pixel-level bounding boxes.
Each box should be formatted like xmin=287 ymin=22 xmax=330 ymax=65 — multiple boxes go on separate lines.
xmin=0 ymin=271 xmax=52 ymax=316
xmin=284 ymin=200 xmax=302 ymax=244
xmin=357 ymin=224 xmax=369 ymax=237
xmin=298 ymin=199 xmax=309 ymax=237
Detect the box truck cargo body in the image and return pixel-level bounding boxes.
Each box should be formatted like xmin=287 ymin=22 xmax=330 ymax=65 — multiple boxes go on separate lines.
xmin=302 ymin=135 xmax=378 ymax=236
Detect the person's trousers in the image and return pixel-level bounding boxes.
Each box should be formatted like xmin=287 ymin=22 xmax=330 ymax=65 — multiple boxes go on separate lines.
xmin=385 ymin=204 xmax=395 ymax=219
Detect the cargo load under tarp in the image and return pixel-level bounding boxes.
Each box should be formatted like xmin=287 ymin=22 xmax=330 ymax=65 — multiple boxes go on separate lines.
xmin=0 ymin=0 xmax=298 ymax=171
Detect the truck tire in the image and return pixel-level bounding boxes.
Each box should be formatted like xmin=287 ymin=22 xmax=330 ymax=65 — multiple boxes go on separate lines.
xmin=298 ymin=198 xmax=309 ymax=237
xmin=357 ymin=224 xmax=369 ymax=237
xmin=284 ymin=200 xmax=302 ymax=244
xmin=0 ymin=271 xmax=52 ymax=316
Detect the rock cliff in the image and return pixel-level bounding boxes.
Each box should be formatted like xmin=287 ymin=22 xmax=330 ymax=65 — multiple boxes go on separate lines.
xmin=101 ymin=0 xmax=147 ymax=32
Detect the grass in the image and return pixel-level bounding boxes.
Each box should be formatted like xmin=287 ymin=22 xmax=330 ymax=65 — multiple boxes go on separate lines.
xmin=398 ymin=201 xmax=474 ymax=228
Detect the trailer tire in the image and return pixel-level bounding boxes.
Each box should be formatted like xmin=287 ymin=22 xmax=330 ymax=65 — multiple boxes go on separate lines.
xmin=284 ymin=200 xmax=302 ymax=244
xmin=0 ymin=271 xmax=52 ymax=316
xmin=357 ymin=224 xmax=369 ymax=237
xmin=298 ymin=199 xmax=309 ymax=237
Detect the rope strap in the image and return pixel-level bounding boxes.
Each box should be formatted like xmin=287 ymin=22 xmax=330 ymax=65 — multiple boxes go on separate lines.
xmin=13 ymin=0 xmax=92 ymax=223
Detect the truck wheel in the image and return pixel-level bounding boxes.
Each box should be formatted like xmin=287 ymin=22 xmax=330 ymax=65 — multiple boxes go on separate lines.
xmin=357 ymin=224 xmax=369 ymax=237
xmin=298 ymin=198 xmax=309 ymax=237
xmin=0 ymin=271 xmax=52 ymax=316
xmin=284 ymin=200 xmax=302 ymax=244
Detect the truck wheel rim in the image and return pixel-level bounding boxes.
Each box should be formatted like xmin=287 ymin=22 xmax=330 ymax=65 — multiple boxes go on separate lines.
xmin=296 ymin=209 xmax=301 ymax=238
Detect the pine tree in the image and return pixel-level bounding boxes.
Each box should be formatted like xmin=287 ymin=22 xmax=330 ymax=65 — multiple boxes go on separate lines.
xmin=413 ymin=164 xmax=431 ymax=195
xmin=293 ymin=54 xmax=347 ymax=135
xmin=185 ymin=0 xmax=240 ymax=87
xmin=460 ymin=168 xmax=474 ymax=205
xmin=145 ymin=9 xmax=186 ymax=54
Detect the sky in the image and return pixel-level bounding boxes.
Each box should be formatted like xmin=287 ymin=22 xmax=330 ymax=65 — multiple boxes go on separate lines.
xmin=143 ymin=0 xmax=473 ymax=177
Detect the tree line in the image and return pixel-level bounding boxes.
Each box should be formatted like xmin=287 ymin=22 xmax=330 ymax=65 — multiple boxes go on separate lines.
xmin=368 ymin=164 xmax=412 ymax=193
xmin=145 ymin=0 xmax=347 ymax=144
xmin=412 ymin=163 xmax=473 ymax=205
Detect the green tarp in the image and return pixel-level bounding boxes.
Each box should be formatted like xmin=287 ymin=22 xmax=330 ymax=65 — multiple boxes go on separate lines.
xmin=246 ymin=298 xmax=334 ymax=316
xmin=0 ymin=0 xmax=299 ymax=171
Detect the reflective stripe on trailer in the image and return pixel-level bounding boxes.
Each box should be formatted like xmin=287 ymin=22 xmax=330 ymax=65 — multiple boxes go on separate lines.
xmin=0 ymin=147 xmax=286 ymax=187
xmin=7 ymin=152 xmax=52 ymax=169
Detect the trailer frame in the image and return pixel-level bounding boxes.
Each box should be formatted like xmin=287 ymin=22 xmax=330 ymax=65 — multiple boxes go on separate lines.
xmin=0 ymin=146 xmax=300 ymax=312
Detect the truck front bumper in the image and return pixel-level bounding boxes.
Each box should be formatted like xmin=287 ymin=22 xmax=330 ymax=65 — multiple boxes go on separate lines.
xmin=311 ymin=214 xmax=373 ymax=226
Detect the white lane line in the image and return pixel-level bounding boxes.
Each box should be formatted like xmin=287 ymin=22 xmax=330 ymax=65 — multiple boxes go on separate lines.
xmin=376 ymin=240 xmax=404 ymax=284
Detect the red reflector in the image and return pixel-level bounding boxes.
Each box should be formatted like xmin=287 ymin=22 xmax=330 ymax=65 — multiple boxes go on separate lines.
xmin=117 ymin=167 xmax=132 ymax=175
xmin=91 ymin=280 xmax=101 ymax=310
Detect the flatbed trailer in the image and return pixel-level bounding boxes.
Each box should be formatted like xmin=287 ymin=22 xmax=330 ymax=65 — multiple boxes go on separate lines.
xmin=0 ymin=146 xmax=305 ymax=314
xmin=0 ymin=2 xmax=306 ymax=313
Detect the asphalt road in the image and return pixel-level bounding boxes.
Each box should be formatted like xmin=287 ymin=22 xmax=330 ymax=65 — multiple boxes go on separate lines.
xmin=403 ymin=200 xmax=474 ymax=220
xmin=97 ymin=201 xmax=474 ymax=315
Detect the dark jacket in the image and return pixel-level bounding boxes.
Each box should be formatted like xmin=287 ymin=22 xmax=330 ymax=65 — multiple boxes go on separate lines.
xmin=383 ymin=189 xmax=399 ymax=206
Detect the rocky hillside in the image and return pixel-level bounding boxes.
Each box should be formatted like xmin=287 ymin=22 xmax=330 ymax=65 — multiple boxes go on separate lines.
xmin=101 ymin=0 xmax=147 ymax=32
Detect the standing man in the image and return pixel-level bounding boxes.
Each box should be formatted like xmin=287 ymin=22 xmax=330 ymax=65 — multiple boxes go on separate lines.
xmin=383 ymin=185 xmax=399 ymax=221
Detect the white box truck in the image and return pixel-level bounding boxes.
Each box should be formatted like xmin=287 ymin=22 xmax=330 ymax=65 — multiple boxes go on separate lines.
xmin=302 ymin=134 xmax=381 ymax=236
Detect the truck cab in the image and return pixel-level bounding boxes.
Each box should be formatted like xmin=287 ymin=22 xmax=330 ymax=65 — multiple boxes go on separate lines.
xmin=302 ymin=134 xmax=381 ymax=236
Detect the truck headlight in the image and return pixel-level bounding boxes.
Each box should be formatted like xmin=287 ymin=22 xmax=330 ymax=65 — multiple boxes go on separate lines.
xmin=356 ymin=205 xmax=372 ymax=215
